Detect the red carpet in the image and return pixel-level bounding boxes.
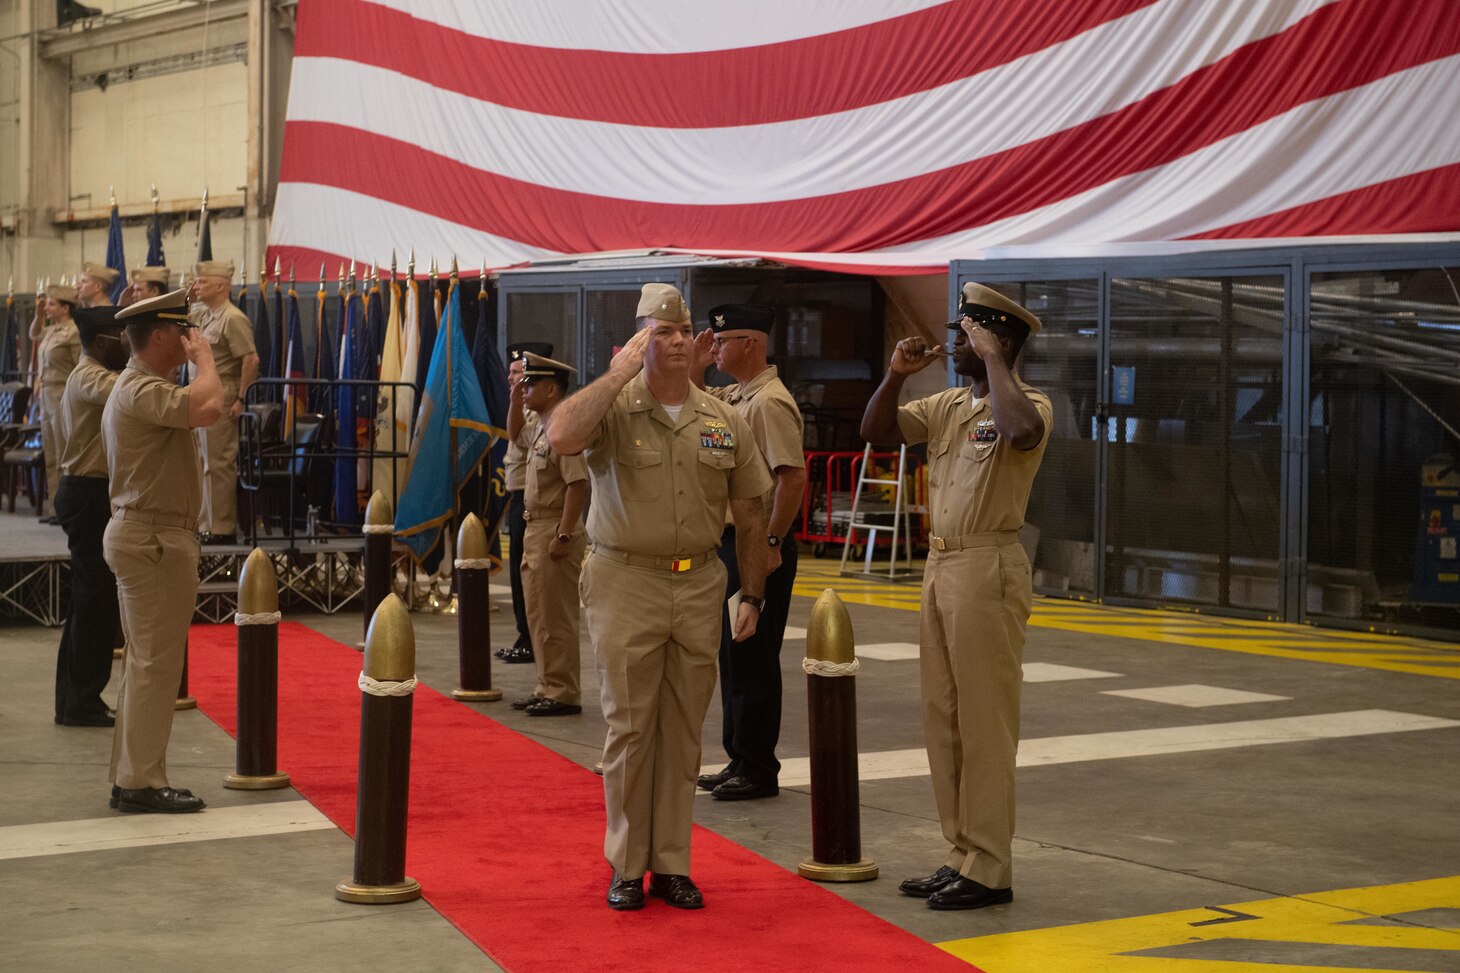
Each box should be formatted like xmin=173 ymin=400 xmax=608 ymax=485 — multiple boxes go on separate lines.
xmin=188 ymin=622 xmax=982 ymax=973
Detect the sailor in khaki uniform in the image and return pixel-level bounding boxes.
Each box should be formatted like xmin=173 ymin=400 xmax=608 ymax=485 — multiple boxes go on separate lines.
xmin=77 ymin=261 xmax=119 ymax=309
xmin=861 ymin=282 xmax=1052 ymax=910
xmin=53 ymin=307 xmax=130 ymax=727
xmin=549 ymin=283 xmax=772 ymax=911
xmin=31 ymin=284 xmax=82 ymax=519
xmin=690 ymin=304 xmax=808 ymax=801
xmin=104 ymin=288 xmax=225 ymax=814
xmin=188 ymin=260 xmax=258 ymax=541
xmin=123 ymin=265 xmax=170 ymax=306
xmin=507 ymin=352 xmax=590 ymax=715
xmin=499 ymin=342 xmax=554 ymax=664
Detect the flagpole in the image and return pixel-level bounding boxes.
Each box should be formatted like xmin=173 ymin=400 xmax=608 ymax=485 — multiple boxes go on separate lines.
xmin=447 ymin=257 xmax=459 ymax=584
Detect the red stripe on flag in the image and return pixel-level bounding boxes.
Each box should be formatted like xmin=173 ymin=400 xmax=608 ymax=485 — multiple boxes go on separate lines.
xmin=279 ymin=0 xmax=1460 ymax=254
xmin=295 ymin=0 xmax=1162 ymax=128
xmin=1187 ymin=163 xmax=1460 ymax=240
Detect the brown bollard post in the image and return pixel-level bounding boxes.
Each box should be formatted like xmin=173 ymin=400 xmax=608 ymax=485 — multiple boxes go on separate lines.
xmin=360 ymin=490 xmax=394 ymax=651
xmin=175 ymin=639 xmax=197 ymax=710
xmin=451 ymin=513 xmax=501 ymax=702
xmin=798 ymin=589 xmax=878 ymax=882
xmin=336 ymin=594 xmax=422 ymax=904
xmin=225 ymin=549 xmax=290 ymax=790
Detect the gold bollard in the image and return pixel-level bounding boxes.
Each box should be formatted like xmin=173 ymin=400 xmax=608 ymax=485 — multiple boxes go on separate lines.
xmin=336 ymin=594 xmax=422 ymax=904
xmin=225 ymin=549 xmax=291 ymax=790
xmin=798 ymin=589 xmax=878 ymax=882
xmin=452 ymin=514 xmax=501 ymax=701
xmin=360 ymin=491 xmax=394 ymax=652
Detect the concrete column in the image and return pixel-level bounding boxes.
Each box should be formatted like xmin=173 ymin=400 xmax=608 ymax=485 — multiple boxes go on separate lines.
xmin=13 ymin=0 xmax=69 ymax=283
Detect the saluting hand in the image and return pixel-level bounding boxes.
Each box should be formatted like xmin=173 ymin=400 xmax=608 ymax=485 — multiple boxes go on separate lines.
xmin=610 ymin=326 xmax=651 ymax=377
xmin=692 ymin=327 xmax=715 ymax=372
xmin=179 ymin=326 xmax=213 ymax=364
xmin=961 ymin=318 xmax=1004 ymax=362
xmin=890 ymin=336 xmax=943 ymax=376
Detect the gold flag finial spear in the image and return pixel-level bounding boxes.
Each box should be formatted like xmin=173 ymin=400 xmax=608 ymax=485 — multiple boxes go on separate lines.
xmin=390 ymin=249 xmax=397 ymax=280
xmin=449 ymin=256 xmax=458 ymax=280
xmin=349 ymin=259 xmax=358 ymax=291
xmin=480 ymin=259 xmax=488 ymax=295
xmin=150 ymin=184 xmax=159 ymax=211
xmin=201 ymin=187 xmax=208 ymax=213
xmin=109 ymin=184 xmax=116 ymax=208
xmin=429 ymin=256 xmax=437 ymax=281
xmin=273 ymin=255 xmax=281 ymax=290
xmin=408 ymin=248 xmax=416 ymax=278
xmin=319 ymin=262 xmax=326 ymax=288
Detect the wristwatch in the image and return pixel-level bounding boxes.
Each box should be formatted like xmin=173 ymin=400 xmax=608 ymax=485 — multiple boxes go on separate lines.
xmin=740 ymin=594 xmax=765 ymax=611
xmin=556 ymin=532 xmax=571 ymax=544
xmin=766 ymin=534 xmax=782 ymax=548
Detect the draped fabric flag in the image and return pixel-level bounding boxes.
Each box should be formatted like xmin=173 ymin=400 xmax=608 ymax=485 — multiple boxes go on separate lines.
xmin=399 ymin=277 xmax=421 ymax=443
xmin=469 ymin=283 xmax=509 ymax=566
xmin=365 ymin=277 xmax=385 ymax=370
xmin=249 ymin=279 xmax=275 ymax=400
xmin=282 ymin=286 xmax=308 ymax=431
xmin=267 ymin=0 xmax=1460 ymax=275
xmin=146 ymin=207 xmax=166 ymax=267
xmin=395 ymin=282 xmax=494 ymax=564
xmin=415 ymin=277 xmax=438 ymax=397
xmin=272 ymin=273 xmax=286 ymax=383
xmin=372 ymin=278 xmax=408 ymax=505
xmin=311 ymin=278 xmax=335 ymax=413
xmin=333 ymin=289 xmax=365 ymax=525
xmin=105 ymin=202 xmax=127 ymax=303
xmin=2 ymin=291 xmax=18 ymax=378
xmin=197 ymin=207 xmax=213 ymax=262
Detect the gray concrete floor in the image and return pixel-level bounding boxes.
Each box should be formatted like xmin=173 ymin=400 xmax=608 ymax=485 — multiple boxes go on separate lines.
xmin=4 ymin=533 xmax=1460 ymax=972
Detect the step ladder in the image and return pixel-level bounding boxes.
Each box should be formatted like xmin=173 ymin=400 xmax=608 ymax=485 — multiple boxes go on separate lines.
xmin=839 ymin=443 xmax=921 ymax=581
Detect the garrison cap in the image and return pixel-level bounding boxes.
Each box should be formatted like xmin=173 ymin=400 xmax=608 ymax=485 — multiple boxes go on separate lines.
xmin=636 ymin=283 xmax=690 ymax=324
xmin=507 ymin=342 xmax=553 ymax=361
xmin=131 ymin=266 xmax=170 ymax=286
xmin=952 ymin=282 xmax=1041 ymax=334
xmin=116 ymin=287 xmax=192 ymax=324
xmin=194 ymin=259 xmax=235 ymax=281
xmin=47 ymin=283 xmax=79 ymax=305
xmin=521 ymin=351 xmax=577 ymax=385
xmin=72 ymin=306 xmax=126 ymax=345
xmin=706 ymin=303 xmax=776 ymax=335
xmin=81 ymin=262 xmax=120 ymax=286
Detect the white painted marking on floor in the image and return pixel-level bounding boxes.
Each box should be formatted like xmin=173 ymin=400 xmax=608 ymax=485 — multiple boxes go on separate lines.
xmin=783 ymin=626 xmax=807 ymax=640
xmin=1022 ymin=662 xmax=1123 ymax=683
xmin=857 ymin=642 xmax=921 ymax=661
xmin=0 ymin=801 xmax=338 ymax=861
xmin=702 ymin=710 xmax=1460 ymax=790
xmin=488 ymin=583 xmax=511 ymax=596
xmin=1102 ymin=684 xmax=1290 ymax=707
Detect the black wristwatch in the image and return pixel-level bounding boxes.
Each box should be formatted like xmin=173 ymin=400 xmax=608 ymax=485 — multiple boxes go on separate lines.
xmin=556 ymin=532 xmax=571 ymax=544
xmin=766 ymin=534 xmax=782 ymax=548
xmin=740 ymin=594 xmax=765 ymax=611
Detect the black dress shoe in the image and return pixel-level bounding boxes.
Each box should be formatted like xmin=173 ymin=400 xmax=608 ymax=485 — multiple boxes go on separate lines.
xmin=526 ymin=698 xmax=582 ymax=717
xmin=62 ymin=709 xmax=116 ymax=727
xmin=696 ymin=765 xmax=736 ymax=792
xmin=648 ymin=873 xmax=703 ymax=910
xmin=511 ymin=694 xmax=543 ymax=710
xmin=898 ymin=865 xmax=961 ymax=898
xmin=711 ymin=775 xmax=778 ymax=801
xmin=926 ymin=876 xmax=1013 ymax=911
xmin=116 ymin=786 xmax=206 ymax=814
xmin=111 ymin=784 xmax=194 ymax=809
xmin=502 ymin=645 xmax=535 ymax=664
xmin=607 ymin=871 xmax=645 ymax=911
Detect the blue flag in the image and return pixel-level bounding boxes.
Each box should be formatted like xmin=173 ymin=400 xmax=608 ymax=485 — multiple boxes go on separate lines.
xmin=311 ymin=283 xmax=335 ymax=414
xmin=248 ymin=282 xmax=273 ymax=395
xmin=105 ymin=203 xmax=127 ymax=303
xmin=197 ymin=208 xmax=213 ymax=262
xmin=470 ymin=285 xmax=510 ymax=563
xmin=395 ymin=284 xmax=494 ymax=564
xmin=333 ymin=291 xmax=364 ymax=525
xmin=146 ymin=208 xmax=165 ymax=267
xmin=283 ymin=287 xmax=308 ymax=430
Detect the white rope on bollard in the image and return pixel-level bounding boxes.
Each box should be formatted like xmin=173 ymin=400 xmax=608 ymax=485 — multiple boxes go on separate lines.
xmin=361 ymin=524 xmax=395 ymax=535
xmin=234 ymin=611 xmax=282 ymax=626
xmin=453 ymin=558 xmax=494 ymax=571
xmin=358 ymin=672 xmax=418 ymax=696
xmin=802 ymin=657 xmax=861 ymax=677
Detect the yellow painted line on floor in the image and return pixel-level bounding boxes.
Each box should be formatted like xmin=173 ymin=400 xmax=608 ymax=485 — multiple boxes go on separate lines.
xmin=939 ymin=874 xmax=1460 ymax=972
xmin=789 ymin=568 xmax=1460 ymax=679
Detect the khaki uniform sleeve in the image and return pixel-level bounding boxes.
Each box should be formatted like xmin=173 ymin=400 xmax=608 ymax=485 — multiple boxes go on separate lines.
xmin=1026 ymin=390 xmax=1055 ymax=453
xmin=705 ymin=384 xmax=732 ymax=401
xmin=132 ymin=375 xmax=193 ymax=429
xmin=226 ymin=310 xmax=256 ymax=358
xmin=750 ymin=396 xmax=805 ymax=472
xmin=896 ymin=395 xmax=932 ymax=445
xmin=560 ymin=450 xmax=589 ymax=486
xmin=79 ymin=364 xmax=118 ymax=404
xmin=727 ymin=410 xmax=774 ymax=500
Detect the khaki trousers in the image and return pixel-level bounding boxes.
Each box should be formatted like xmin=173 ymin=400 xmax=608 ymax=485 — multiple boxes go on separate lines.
xmin=919 ymin=540 xmax=1032 ymax=889
xmin=582 ymin=551 xmax=725 ymax=878
xmin=196 ymin=385 xmax=238 ymax=535
xmin=521 ymin=518 xmax=586 ymax=704
xmin=103 ymin=519 xmax=200 ymax=789
xmin=40 ymin=383 xmax=65 ymax=514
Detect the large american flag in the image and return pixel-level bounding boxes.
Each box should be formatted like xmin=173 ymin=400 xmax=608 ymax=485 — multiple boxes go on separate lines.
xmin=267 ymin=0 xmax=1460 ymax=276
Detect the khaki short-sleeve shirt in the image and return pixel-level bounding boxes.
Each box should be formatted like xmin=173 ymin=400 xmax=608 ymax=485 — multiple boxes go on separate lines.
xmin=39 ymin=320 xmax=81 ymax=389
xmin=59 ymin=356 xmax=118 ymax=478
xmin=189 ymin=302 xmax=255 ymax=389
xmin=505 ymin=411 xmax=538 ymax=492
xmin=582 ymin=373 xmax=772 ymax=557
xmin=525 ymin=420 xmax=588 ymax=515
xmin=103 ymin=359 xmax=202 ymax=519
xmin=707 ymin=365 xmax=805 ymax=522
xmin=897 ymin=381 xmax=1053 ymax=537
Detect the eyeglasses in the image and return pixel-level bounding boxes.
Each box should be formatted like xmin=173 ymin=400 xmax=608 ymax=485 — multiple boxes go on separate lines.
xmin=711 ymin=335 xmax=753 ymax=347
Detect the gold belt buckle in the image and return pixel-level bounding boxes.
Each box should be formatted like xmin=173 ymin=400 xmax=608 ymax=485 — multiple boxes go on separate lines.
xmin=671 ymin=557 xmax=692 ymax=573
xmin=930 ymin=535 xmax=947 ymax=551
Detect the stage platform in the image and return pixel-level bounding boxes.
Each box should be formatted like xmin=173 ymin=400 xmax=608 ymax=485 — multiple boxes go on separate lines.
xmin=0 ymin=511 xmax=369 ymax=627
